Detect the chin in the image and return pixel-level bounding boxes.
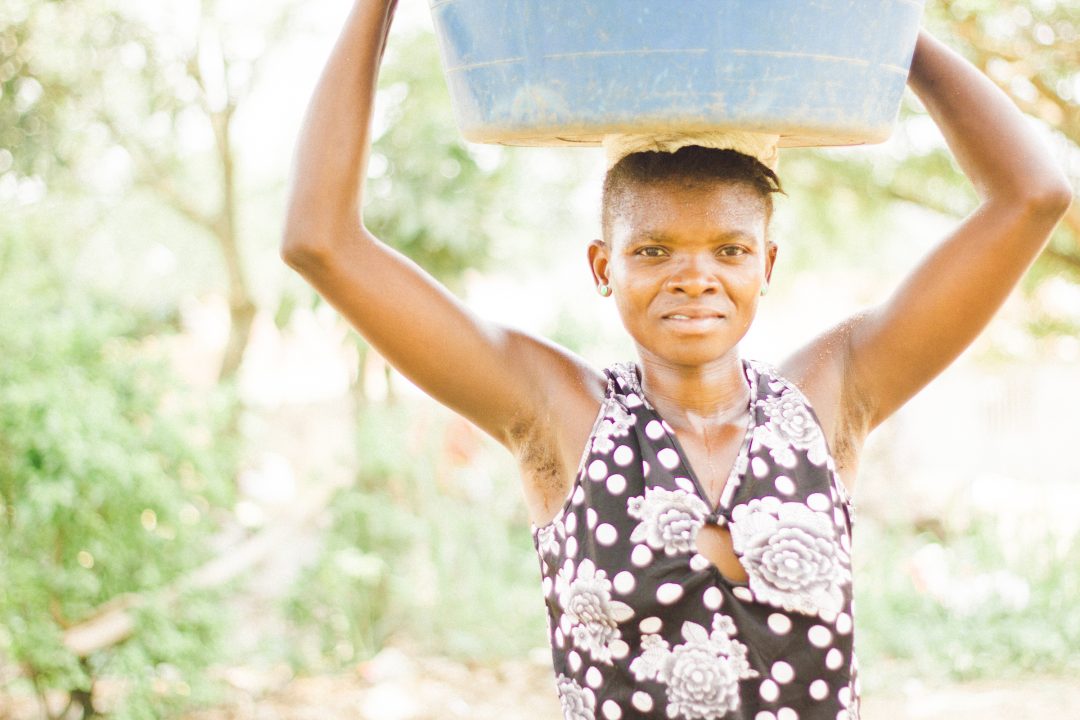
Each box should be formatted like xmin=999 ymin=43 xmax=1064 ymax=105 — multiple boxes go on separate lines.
xmin=638 ymin=339 xmax=741 ymax=368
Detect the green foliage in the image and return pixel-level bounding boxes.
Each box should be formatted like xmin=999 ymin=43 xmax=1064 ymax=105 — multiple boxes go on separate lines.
xmin=856 ymin=519 xmax=1080 ymax=686
xmin=0 ymin=213 xmax=238 ymax=715
xmin=285 ymin=402 xmax=547 ymax=670
xmin=362 ymin=30 xmax=526 ymax=288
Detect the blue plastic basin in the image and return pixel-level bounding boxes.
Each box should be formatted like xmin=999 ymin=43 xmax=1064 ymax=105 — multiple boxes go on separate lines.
xmin=429 ymin=0 xmax=925 ymax=147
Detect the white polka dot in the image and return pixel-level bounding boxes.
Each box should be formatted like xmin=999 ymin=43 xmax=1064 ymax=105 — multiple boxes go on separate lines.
xmin=585 ymin=666 xmax=603 ymax=688
xmin=542 ymin=577 xmax=553 ymax=596
xmin=809 ymin=680 xmax=829 ymax=701
xmin=774 ymin=476 xmax=795 ymax=495
xmin=613 ymin=445 xmax=634 ymax=467
xmin=565 ymin=536 xmax=578 ymax=557
xmin=733 ymin=586 xmax=754 ymax=603
xmin=609 ymin=639 xmax=630 ymax=659
xmin=632 ymin=692 xmax=654 ymax=712
xmin=613 ymin=571 xmax=635 ymax=594
xmin=752 ymin=457 xmax=769 ymax=477
xmin=601 ymin=700 xmax=622 ymax=720
xmin=807 ymin=493 xmax=830 ymax=512
xmin=657 ymin=447 xmax=680 ymax=470
xmin=826 ymin=648 xmax=844 ymax=670
xmin=588 ymin=459 xmax=608 ymax=481
xmin=838 ymin=687 xmax=852 ymax=707
xmin=568 ymin=650 xmax=582 ymax=672
xmin=819 ymin=607 xmax=838 ymax=624
xmin=759 ymin=679 xmax=780 ymax=702
xmin=656 ymin=583 xmax=683 ymax=604
xmin=625 ymin=394 xmax=643 ymax=407
xmin=836 ymin=712 xmax=851 ymax=720
xmin=645 ymin=420 xmax=664 ymax=439
xmin=755 ymin=713 xmax=777 ymax=720
xmin=642 ymin=460 xmax=650 ymax=477
xmin=840 ymin=534 xmax=851 ymax=553
xmin=572 ymin=485 xmax=585 ymax=505
xmin=596 ymin=523 xmax=618 ymax=546
xmin=639 ymin=616 xmax=662 ymax=634
xmin=808 ymin=625 xmax=832 ymax=648
xmin=767 ymin=613 xmax=792 ymax=635
xmin=631 ymin=544 xmax=653 ymax=567
xmin=554 ymin=630 xmax=565 ymax=648
xmin=674 ymin=476 xmax=696 ymax=493
xmin=833 ymin=508 xmax=846 ymax=527
xmin=690 ymin=553 xmax=711 ymax=571
xmin=836 ymin=613 xmax=852 ymax=635
xmin=586 ymin=508 xmax=598 ymax=529
xmin=606 ymin=474 xmax=627 ymax=495
xmin=777 ymin=709 xmax=799 ymax=720
xmin=565 ymin=512 xmax=577 ymax=533
xmin=703 ymin=586 xmax=724 ymax=610
xmin=771 ymin=661 xmax=794 ymax=684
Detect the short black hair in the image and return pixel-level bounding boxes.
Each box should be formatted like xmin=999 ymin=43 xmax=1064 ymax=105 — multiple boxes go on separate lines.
xmin=601 ymin=146 xmax=784 ymax=240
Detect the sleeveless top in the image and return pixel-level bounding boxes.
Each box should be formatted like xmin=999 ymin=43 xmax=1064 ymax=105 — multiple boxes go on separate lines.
xmin=531 ymin=359 xmax=858 ymax=720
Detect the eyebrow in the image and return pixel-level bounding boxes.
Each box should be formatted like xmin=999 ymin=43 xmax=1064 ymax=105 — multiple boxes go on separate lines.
xmin=635 ymin=230 xmax=758 ymax=244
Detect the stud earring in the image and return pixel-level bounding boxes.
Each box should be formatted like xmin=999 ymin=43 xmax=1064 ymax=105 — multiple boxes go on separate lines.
xmin=598 ymin=284 xmax=612 ymax=297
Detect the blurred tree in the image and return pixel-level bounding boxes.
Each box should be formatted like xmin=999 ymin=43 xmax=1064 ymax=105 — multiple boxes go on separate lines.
xmin=779 ymin=0 xmax=1078 ymax=311
xmin=0 ymin=0 xmax=303 ymax=383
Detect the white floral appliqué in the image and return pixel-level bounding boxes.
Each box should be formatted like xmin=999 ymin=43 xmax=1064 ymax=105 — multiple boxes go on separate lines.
xmin=591 ymin=399 xmax=636 ymax=455
xmin=627 ymin=486 xmax=710 ymax=556
xmin=729 ymin=498 xmax=851 ymax=617
xmin=630 ymin=614 xmax=758 ymax=719
xmin=761 ymin=392 xmax=828 ymax=466
xmin=555 ymin=673 xmax=596 ymax=720
xmin=556 ymin=559 xmax=634 ymax=663
xmin=536 ymin=521 xmax=563 ymax=559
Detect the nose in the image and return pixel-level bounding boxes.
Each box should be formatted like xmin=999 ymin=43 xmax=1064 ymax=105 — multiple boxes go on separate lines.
xmin=665 ymin=253 xmax=720 ymax=296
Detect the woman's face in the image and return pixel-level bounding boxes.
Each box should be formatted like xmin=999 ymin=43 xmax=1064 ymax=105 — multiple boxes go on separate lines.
xmin=590 ymin=180 xmax=776 ymax=368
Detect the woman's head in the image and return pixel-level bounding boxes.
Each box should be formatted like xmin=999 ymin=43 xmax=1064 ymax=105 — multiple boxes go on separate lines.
xmin=590 ymin=146 xmax=783 ymax=367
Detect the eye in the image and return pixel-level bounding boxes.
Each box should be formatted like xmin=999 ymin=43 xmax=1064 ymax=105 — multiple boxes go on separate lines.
xmin=635 ymin=246 xmax=669 ymax=258
xmin=717 ymin=245 xmax=748 ymax=257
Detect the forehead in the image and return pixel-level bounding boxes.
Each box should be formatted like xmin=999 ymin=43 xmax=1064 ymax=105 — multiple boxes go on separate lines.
xmin=608 ymin=180 xmax=769 ymax=246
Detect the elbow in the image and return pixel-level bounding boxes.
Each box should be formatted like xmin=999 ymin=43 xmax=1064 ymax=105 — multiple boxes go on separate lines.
xmin=280 ymin=220 xmax=332 ymax=274
xmin=1020 ymin=178 xmax=1073 ymax=220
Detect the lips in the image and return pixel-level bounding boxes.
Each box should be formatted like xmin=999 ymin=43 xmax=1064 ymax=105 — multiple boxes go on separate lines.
xmin=661 ymin=307 xmax=725 ymax=320
xmin=660 ymin=307 xmax=726 ymax=332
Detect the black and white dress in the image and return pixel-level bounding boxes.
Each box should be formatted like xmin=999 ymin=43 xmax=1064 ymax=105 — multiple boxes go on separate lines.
xmin=532 ymin=359 xmax=858 ymax=720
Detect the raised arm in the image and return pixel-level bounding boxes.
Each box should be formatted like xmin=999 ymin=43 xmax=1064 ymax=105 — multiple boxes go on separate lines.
xmin=279 ymin=0 xmax=600 ymax=448
xmin=788 ymin=29 xmax=1072 ymax=454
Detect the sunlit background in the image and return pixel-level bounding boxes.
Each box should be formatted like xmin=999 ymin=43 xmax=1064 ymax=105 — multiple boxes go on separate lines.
xmin=2 ymin=0 xmax=1079 ymax=718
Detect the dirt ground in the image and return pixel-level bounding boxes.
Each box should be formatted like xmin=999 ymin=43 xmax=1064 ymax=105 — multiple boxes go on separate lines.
xmin=182 ymin=649 xmax=1080 ymax=720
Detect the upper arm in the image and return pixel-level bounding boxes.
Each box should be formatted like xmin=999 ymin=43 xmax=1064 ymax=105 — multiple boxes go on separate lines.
xmin=839 ymin=194 xmax=1068 ymax=432
xmin=282 ymin=224 xmax=598 ymax=445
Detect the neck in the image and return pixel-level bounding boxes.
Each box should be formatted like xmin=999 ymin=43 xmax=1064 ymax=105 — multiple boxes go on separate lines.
xmin=637 ymin=350 xmax=750 ymax=431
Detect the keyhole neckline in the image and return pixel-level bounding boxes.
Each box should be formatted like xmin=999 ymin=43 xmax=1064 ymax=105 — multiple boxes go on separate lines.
xmin=630 ymin=359 xmax=758 ymax=517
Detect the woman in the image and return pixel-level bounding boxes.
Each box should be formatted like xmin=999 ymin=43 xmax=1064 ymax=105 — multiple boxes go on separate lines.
xmin=281 ymin=1 xmax=1072 ymax=718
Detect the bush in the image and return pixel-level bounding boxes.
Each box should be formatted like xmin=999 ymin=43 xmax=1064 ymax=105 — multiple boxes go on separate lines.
xmin=0 ymin=227 xmax=238 ymax=717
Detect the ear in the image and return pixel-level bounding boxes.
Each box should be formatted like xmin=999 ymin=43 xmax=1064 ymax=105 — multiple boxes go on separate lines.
xmin=764 ymin=241 xmax=778 ymax=285
xmin=587 ymin=238 xmax=611 ymax=288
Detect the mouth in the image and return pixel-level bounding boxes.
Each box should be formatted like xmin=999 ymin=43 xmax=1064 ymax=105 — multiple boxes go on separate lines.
xmin=660 ymin=308 xmax=726 ymax=331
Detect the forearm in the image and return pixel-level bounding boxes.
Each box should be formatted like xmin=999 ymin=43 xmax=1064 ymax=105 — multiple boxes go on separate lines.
xmin=282 ymin=0 xmax=399 ymax=258
xmin=907 ymin=30 xmax=1071 ymax=206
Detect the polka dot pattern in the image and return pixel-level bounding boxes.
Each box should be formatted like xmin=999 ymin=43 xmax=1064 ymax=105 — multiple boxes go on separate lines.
xmin=632 ymin=692 xmax=654 ymax=712
xmin=532 ymin=360 xmax=858 ymax=719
